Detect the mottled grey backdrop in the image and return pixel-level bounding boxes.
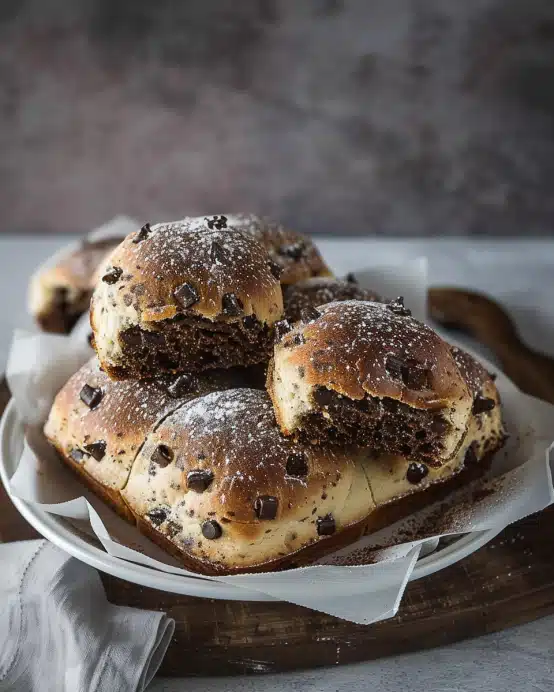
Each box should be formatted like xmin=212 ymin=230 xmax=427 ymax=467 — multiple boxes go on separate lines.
xmin=1 ymin=0 xmax=554 ymax=235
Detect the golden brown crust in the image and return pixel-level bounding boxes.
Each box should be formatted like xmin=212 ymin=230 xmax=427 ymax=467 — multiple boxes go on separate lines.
xmin=281 ymin=300 xmax=469 ymax=409
xmin=226 ymin=213 xmax=333 ymax=285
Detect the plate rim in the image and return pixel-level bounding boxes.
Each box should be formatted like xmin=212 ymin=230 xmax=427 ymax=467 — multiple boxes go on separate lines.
xmin=0 ymin=399 xmax=501 ymax=600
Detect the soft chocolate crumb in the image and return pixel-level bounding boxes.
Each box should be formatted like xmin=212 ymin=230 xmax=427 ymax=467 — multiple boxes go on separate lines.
xmin=286 ymin=451 xmax=308 ymax=477
xmin=221 ymin=293 xmax=243 ymax=316
xmin=242 ymin=314 xmax=260 ymax=331
xmin=472 ymin=395 xmax=496 ymax=414
xmin=84 ymin=440 xmax=106 ymax=461
xmin=102 ymin=267 xmax=123 ymax=285
xmin=254 ymin=495 xmax=278 ymax=520
xmin=267 ymin=259 xmax=283 ymax=280
xmin=406 ymin=462 xmax=429 ymax=484
xmin=120 ymin=326 xmax=142 ymax=348
xmin=386 ymin=296 xmax=412 ymax=317
xmin=147 ymin=507 xmax=167 ymax=526
xmin=187 ymin=469 xmax=214 ymax=493
xmin=301 ymin=306 xmax=320 ymax=323
xmin=133 ymin=223 xmax=151 ymax=244
xmin=151 ymin=444 xmax=173 ymax=467
xmin=168 ymin=374 xmax=198 ymax=398
xmin=79 ymin=384 xmax=103 ymax=409
xmin=274 ymin=320 xmax=292 ymax=341
xmin=316 ymin=514 xmax=336 ymax=536
xmin=298 ymin=366 xmax=305 ymax=378
xmin=143 ymin=330 xmax=166 ymax=347
xmin=202 ymin=520 xmax=222 ymax=539
xmin=173 ymin=282 xmax=200 ymax=309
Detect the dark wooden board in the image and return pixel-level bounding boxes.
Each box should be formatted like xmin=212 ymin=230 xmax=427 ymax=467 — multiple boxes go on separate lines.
xmin=2 ymin=288 xmax=554 ymax=677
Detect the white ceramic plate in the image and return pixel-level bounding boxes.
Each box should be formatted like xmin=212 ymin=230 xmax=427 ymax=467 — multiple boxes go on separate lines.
xmin=0 ymin=400 xmax=501 ymax=601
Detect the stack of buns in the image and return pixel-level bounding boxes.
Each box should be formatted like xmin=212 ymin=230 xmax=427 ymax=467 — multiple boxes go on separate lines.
xmin=39 ymin=215 xmax=505 ymax=575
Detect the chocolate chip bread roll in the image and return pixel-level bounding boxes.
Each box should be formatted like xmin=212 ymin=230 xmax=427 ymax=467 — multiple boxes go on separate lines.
xmin=29 ymin=238 xmax=120 ymax=333
xmin=44 ymin=357 xmax=239 ymax=520
xmin=122 ymin=389 xmax=376 ymax=574
xmin=224 ymin=213 xmax=333 ymax=286
xmin=267 ymin=299 xmax=473 ymax=466
xmin=90 ymin=217 xmax=284 ymax=380
xmin=283 ymin=275 xmax=380 ymax=323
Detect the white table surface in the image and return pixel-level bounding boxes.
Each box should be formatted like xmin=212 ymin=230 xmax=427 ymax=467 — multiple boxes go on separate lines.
xmin=2 ymin=235 xmax=554 ymax=691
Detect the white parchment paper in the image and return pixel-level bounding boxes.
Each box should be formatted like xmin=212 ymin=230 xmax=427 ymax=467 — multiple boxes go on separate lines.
xmin=3 ymin=240 xmax=554 ymax=624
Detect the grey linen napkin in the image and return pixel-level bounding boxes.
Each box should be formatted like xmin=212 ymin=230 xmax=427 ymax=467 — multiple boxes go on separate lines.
xmin=0 ymin=540 xmax=174 ymax=692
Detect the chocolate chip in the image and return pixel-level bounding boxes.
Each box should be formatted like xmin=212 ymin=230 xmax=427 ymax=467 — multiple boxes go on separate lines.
xmin=489 ymin=372 xmax=497 ymax=381
xmin=385 ymin=355 xmax=404 ymax=380
xmin=120 ymin=326 xmax=142 ymax=348
xmin=168 ymin=373 xmax=198 ymax=398
xmin=70 ymin=448 xmax=87 ymax=463
xmin=102 ymin=267 xmax=123 ymax=284
xmin=254 ymin=495 xmax=278 ymax=520
xmin=292 ymin=333 xmax=305 ymax=346
xmin=403 ymin=364 xmax=431 ymax=390
xmin=298 ymin=366 xmax=305 ymax=378
xmin=406 ymin=462 xmax=429 ymax=484
xmin=84 ymin=441 xmax=106 ymax=461
xmin=464 ymin=442 xmax=479 ymax=467
xmin=87 ymin=332 xmax=94 ymax=348
xmin=274 ymin=320 xmax=292 ymax=341
xmin=386 ymin=296 xmax=412 ymax=317
xmin=301 ymin=306 xmax=320 ymax=323
xmin=242 ymin=314 xmax=260 ymax=330
xmin=133 ymin=223 xmax=151 ymax=244
xmin=147 ymin=507 xmax=167 ymax=526
xmin=267 ymin=258 xmax=283 ymax=280
xmin=316 ymin=514 xmax=336 ymax=536
xmin=286 ymin=452 xmax=308 ymax=478
xmin=151 ymin=444 xmax=173 ymax=467
xmin=222 ymin=293 xmax=243 ymax=316
xmin=385 ymin=356 xmax=430 ymax=390
xmin=472 ymin=395 xmax=496 ymax=415
xmin=187 ymin=469 xmax=214 ymax=493
xmin=205 ymin=215 xmax=227 ymax=230
xmin=210 ymin=240 xmax=227 ymax=264
xmin=430 ymin=415 xmax=448 ymax=434
xmin=79 ymin=384 xmax=103 ymax=409
xmin=174 ymin=282 xmax=200 ymax=309
xmin=201 ymin=520 xmax=222 ymax=539
xmin=142 ymin=330 xmax=166 ymax=347
xmin=278 ymin=241 xmax=306 ymax=260
xmin=345 ymin=272 xmax=358 ymax=284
